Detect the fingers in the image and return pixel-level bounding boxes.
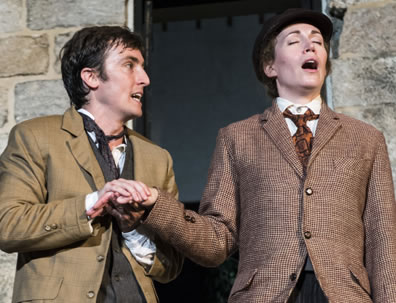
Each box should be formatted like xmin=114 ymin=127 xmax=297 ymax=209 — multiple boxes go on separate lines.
xmin=98 ymin=179 xmax=151 ymax=203
xmin=140 ymin=187 xmax=158 ymax=208
xmin=86 ymin=191 xmax=114 ymax=218
xmin=105 ymin=202 xmax=146 ymax=232
xmin=87 ymin=180 xmax=153 ymax=220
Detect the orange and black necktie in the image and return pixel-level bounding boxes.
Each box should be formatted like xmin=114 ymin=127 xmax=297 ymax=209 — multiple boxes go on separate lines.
xmin=283 ymin=108 xmax=319 ymax=167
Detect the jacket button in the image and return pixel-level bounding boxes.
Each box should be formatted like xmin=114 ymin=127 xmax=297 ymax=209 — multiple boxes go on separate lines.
xmin=184 ymin=215 xmax=191 ymax=222
xmin=305 ymin=188 xmax=313 ymax=195
xmin=87 ymin=291 xmax=95 ymax=298
xmin=97 ymin=255 xmax=105 ymax=262
xmin=304 ymin=231 xmax=312 ymax=239
xmin=51 ymin=224 xmax=58 ymax=229
xmin=290 ymin=273 xmax=297 ymax=281
xmin=114 ymin=274 xmax=120 ymax=282
xmin=44 ymin=225 xmax=51 ymax=231
xmin=190 ymin=217 xmax=196 ymax=223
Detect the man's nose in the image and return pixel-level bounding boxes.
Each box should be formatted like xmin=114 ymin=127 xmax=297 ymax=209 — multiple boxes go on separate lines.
xmin=138 ymin=69 xmax=150 ymax=87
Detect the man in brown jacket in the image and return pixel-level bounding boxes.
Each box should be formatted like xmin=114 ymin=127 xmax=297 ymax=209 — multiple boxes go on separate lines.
xmin=0 ymin=26 xmax=183 ymax=302
xmin=91 ymin=9 xmax=396 ymax=303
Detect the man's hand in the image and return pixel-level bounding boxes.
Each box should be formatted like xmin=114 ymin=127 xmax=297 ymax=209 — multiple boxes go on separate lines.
xmin=115 ymin=187 xmax=158 ymax=209
xmin=105 ymin=201 xmax=146 ymax=232
xmin=86 ymin=179 xmax=151 ymax=219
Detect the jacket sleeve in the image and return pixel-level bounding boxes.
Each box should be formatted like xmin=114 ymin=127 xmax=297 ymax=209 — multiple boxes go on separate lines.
xmin=0 ymin=123 xmax=92 ymax=253
xmin=143 ymin=128 xmax=239 ymax=267
xmin=363 ymin=133 xmax=396 ymax=302
xmin=143 ymin=148 xmax=184 ymax=283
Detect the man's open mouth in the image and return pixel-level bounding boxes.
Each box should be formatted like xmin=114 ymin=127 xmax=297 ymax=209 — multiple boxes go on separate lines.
xmin=131 ymin=93 xmax=142 ymax=102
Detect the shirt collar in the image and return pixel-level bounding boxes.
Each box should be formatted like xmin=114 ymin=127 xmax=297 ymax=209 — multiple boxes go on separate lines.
xmin=77 ymin=108 xmax=95 ymax=120
xmin=77 ymin=108 xmax=127 ymax=146
xmin=276 ymin=96 xmax=322 ymax=115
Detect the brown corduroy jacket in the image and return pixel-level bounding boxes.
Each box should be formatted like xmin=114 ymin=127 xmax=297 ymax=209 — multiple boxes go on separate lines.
xmin=144 ymin=102 xmax=396 ymax=302
xmin=0 ymin=107 xmax=183 ymax=303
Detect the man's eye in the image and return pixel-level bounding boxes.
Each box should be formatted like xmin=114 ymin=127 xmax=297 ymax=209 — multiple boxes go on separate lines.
xmin=288 ymin=41 xmax=299 ymax=45
xmin=313 ymin=40 xmax=323 ymax=45
xmin=126 ymin=63 xmax=134 ymax=68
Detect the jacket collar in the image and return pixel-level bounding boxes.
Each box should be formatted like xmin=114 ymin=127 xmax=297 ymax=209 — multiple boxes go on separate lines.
xmin=259 ymin=101 xmax=341 ymax=178
xmin=61 ymin=107 xmax=152 ymax=187
xmin=62 ymin=107 xmax=106 ymax=190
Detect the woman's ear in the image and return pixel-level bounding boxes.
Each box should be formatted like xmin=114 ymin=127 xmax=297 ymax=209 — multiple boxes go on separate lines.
xmin=264 ymin=63 xmax=277 ymax=78
xmin=80 ymin=68 xmax=99 ymax=89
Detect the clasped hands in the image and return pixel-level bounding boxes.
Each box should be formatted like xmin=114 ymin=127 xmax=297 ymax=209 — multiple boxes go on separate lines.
xmin=86 ymin=179 xmax=158 ymax=232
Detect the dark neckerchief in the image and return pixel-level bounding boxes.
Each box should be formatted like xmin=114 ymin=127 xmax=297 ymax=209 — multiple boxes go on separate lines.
xmin=80 ymin=113 xmax=125 ymax=179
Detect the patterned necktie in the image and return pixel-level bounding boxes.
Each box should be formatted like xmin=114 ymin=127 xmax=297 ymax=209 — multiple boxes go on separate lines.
xmin=283 ymin=108 xmax=319 ymax=167
xmin=80 ymin=113 xmax=125 ymax=179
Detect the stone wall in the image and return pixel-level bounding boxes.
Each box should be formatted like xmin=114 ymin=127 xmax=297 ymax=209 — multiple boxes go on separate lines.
xmin=327 ymin=0 xmax=396 ymax=179
xmin=0 ymin=0 xmax=127 ymax=301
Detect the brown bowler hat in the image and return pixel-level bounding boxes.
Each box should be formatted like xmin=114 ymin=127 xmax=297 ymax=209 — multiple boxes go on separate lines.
xmin=252 ymin=8 xmax=333 ymax=83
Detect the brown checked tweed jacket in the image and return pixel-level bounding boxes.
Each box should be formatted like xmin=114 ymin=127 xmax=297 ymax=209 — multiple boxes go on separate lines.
xmin=0 ymin=107 xmax=183 ymax=303
xmin=143 ymin=102 xmax=396 ymax=302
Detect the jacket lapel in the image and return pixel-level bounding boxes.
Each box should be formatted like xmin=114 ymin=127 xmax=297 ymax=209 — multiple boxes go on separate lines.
xmin=127 ymin=130 xmax=149 ymax=184
xmin=308 ymin=104 xmax=341 ymax=167
xmin=260 ymin=102 xmax=304 ymax=178
xmin=61 ymin=107 xmax=106 ymax=190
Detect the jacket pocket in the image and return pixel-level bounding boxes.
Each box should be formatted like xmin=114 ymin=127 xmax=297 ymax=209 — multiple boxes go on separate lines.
xmin=229 ymin=268 xmax=257 ymax=297
xmin=349 ymin=263 xmax=371 ymax=297
xmin=13 ymin=274 xmax=63 ymax=302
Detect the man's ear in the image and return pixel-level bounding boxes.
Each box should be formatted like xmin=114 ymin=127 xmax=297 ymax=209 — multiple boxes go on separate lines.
xmin=264 ymin=63 xmax=277 ymax=78
xmin=80 ymin=68 xmax=99 ymax=89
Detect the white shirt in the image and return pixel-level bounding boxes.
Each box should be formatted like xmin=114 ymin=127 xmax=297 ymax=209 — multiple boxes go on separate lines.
xmin=276 ymin=96 xmax=322 ymax=136
xmin=78 ymin=108 xmax=156 ymax=268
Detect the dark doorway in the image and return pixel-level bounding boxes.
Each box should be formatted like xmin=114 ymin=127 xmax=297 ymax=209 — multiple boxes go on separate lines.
xmin=133 ymin=1 xmax=322 ymax=302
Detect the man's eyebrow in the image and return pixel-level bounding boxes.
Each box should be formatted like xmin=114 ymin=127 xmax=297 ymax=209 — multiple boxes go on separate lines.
xmin=124 ymin=56 xmax=140 ymax=63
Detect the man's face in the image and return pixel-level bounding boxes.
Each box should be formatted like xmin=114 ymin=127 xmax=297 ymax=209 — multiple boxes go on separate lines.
xmin=94 ymin=45 xmax=150 ymax=121
xmin=264 ymin=23 xmax=328 ymax=99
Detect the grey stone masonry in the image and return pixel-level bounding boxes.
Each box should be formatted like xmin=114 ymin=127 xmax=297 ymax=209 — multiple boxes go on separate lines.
xmin=15 ymin=80 xmax=70 ymax=123
xmin=27 ymin=0 xmax=126 ymax=30
xmin=332 ymin=57 xmax=396 ymax=107
xmin=329 ymin=0 xmax=396 ymax=191
xmin=0 ymin=133 xmax=10 ymax=155
xmin=0 ymin=251 xmax=16 ymax=303
xmin=336 ymin=104 xmax=396 ymax=181
xmin=339 ymin=2 xmax=396 ymax=58
xmin=0 ymin=86 xmax=8 ymax=128
xmin=0 ymin=0 xmax=23 ymax=33
xmin=0 ymin=35 xmax=49 ymax=78
xmin=54 ymin=31 xmax=76 ymax=74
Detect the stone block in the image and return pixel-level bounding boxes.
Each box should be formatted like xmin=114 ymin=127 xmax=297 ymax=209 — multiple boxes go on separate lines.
xmin=339 ymin=3 xmax=396 ymax=58
xmin=336 ymin=104 xmax=396 ymax=182
xmin=27 ymin=0 xmax=125 ymax=30
xmin=0 ymin=35 xmax=49 ymax=78
xmin=331 ymin=57 xmax=396 ymax=107
xmin=0 ymin=251 xmax=16 ymax=302
xmin=0 ymin=133 xmax=10 ymax=155
xmin=0 ymin=86 xmax=8 ymax=127
xmin=0 ymin=0 xmax=23 ymax=33
xmin=54 ymin=32 xmax=76 ymax=74
xmin=15 ymin=80 xmax=70 ymax=123
xmin=328 ymin=0 xmax=383 ymax=7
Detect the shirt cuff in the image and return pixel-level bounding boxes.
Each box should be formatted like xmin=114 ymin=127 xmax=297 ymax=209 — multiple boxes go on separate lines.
xmin=85 ymin=192 xmax=99 ymax=233
xmin=122 ymin=229 xmax=156 ymax=269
